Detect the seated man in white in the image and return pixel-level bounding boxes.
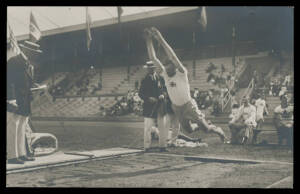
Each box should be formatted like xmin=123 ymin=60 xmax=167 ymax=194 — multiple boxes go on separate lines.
xmin=228 ymin=97 xmax=257 ymax=144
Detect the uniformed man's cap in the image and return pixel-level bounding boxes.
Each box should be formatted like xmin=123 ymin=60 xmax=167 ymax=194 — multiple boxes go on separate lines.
xmin=143 ymin=61 xmax=156 ymax=69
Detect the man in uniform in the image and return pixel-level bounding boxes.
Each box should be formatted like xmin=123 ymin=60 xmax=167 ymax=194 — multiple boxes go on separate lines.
xmin=7 ymin=41 xmax=35 ymax=163
xmin=138 ymin=61 xmax=169 ymax=152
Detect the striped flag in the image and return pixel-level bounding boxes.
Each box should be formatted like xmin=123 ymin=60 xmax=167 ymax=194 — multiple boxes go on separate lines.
xmin=29 ymin=12 xmax=42 ymax=42
xmin=7 ymin=23 xmax=21 ymax=56
xmin=198 ymin=6 xmax=207 ymax=31
xmin=117 ymin=6 xmax=123 ymax=23
xmin=86 ymin=7 xmax=92 ymax=51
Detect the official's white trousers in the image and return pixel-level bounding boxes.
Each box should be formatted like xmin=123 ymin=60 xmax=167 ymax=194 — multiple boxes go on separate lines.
xmin=7 ymin=112 xmax=28 ymax=159
xmin=144 ymin=114 xmax=170 ymax=149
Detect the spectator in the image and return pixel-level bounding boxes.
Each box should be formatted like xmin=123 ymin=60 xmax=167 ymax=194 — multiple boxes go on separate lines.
xmin=133 ymin=92 xmax=143 ymax=115
xmin=253 ymin=93 xmax=269 ymax=144
xmin=193 ymin=88 xmax=200 ymax=100
xmin=228 ymin=96 xmax=257 ymax=144
xmin=229 ymin=103 xmax=240 ymax=121
xmin=204 ymin=90 xmax=214 ymax=108
xmin=198 ymin=91 xmax=207 ymax=109
xmin=273 ymin=96 xmax=293 ymax=148
xmin=211 ymin=92 xmax=222 ymax=116
xmin=279 ymin=85 xmax=287 ymax=98
xmin=207 ymin=73 xmax=216 ymax=84
xmin=193 ymin=88 xmax=200 ymax=106
xmin=205 ymin=62 xmax=217 ymax=73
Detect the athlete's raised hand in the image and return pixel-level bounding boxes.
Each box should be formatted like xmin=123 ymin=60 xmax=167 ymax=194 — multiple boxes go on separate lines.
xmin=150 ymin=27 xmax=162 ymax=41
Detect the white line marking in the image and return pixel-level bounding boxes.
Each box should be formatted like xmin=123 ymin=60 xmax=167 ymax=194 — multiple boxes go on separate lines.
xmin=266 ymin=176 xmax=293 ymax=188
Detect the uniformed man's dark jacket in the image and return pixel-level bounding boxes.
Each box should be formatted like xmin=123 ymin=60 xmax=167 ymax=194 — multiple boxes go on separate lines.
xmin=138 ymin=73 xmax=171 ymax=118
xmin=7 ymin=54 xmax=33 ymax=116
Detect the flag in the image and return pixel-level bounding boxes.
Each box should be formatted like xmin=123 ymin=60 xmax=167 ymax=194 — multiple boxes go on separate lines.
xmin=29 ymin=12 xmax=42 ymax=42
xmin=198 ymin=6 xmax=207 ymax=31
xmin=117 ymin=6 xmax=123 ymax=23
xmin=7 ymin=23 xmax=21 ymax=55
xmin=86 ymin=7 xmax=92 ymax=51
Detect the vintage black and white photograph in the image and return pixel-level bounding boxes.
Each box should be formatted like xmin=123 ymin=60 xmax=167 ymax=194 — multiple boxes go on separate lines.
xmin=6 ymin=6 xmax=293 ymax=188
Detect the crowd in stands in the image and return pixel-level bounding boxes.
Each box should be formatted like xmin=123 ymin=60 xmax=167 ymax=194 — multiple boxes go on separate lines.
xmin=267 ymin=74 xmax=293 ymax=98
xmin=75 ymin=67 xmax=103 ymax=96
xmin=100 ymin=89 xmax=143 ymax=117
xmin=251 ymin=71 xmax=293 ymax=102
xmin=201 ymin=61 xmax=240 ymax=116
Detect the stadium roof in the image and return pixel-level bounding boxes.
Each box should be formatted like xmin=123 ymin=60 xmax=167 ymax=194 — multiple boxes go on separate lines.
xmin=7 ymin=6 xmax=199 ymax=41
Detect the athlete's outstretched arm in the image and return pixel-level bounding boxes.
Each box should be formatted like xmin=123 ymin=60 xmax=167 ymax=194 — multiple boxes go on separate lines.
xmin=150 ymin=27 xmax=186 ymax=73
xmin=144 ymin=29 xmax=165 ymax=72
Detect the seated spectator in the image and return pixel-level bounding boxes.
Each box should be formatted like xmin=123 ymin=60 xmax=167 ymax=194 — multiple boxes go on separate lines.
xmin=204 ymin=90 xmax=214 ymax=108
xmin=206 ymin=62 xmax=217 ymax=73
xmin=279 ymin=85 xmax=287 ymax=98
xmin=211 ymin=95 xmax=222 ymax=116
xmin=229 ymin=103 xmax=240 ymax=121
xmin=228 ymin=97 xmax=257 ymax=144
xmin=198 ymin=91 xmax=207 ymax=109
xmin=273 ymin=96 xmax=293 ymax=148
xmin=133 ymin=92 xmax=143 ymax=115
xmin=193 ymin=88 xmax=200 ymax=106
xmin=193 ymin=88 xmax=200 ymax=100
xmin=120 ymin=97 xmax=129 ymax=114
xmin=253 ymin=93 xmax=269 ymax=144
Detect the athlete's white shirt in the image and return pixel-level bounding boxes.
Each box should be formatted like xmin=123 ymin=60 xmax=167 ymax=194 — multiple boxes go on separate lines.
xmin=162 ymin=68 xmax=191 ymax=106
xmin=255 ymin=98 xmax=267 ymax=121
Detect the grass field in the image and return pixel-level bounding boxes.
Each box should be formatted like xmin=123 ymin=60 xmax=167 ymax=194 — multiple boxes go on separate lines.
xmin=6 ymin=120 xmax=293 ymax=188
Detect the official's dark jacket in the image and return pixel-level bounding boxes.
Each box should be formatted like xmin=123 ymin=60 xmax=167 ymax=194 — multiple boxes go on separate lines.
xmin=7 ymin=54 xmax=33 ymax=116
xmin=138 ymin=73 xmax=173 ymax=118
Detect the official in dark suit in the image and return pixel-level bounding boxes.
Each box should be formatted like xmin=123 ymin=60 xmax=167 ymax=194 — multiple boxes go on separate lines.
xmin=138 ymin=61 xmax=170 ymax=151
xmin=7 ymin=42 xmax=35 ymax=164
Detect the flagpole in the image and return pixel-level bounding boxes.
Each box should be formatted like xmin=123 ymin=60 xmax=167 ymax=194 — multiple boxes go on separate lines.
xmin=192 ymin=31 xmax=196 ymax=79
xmin=232 ymin=25 xmax=236 ymax=74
